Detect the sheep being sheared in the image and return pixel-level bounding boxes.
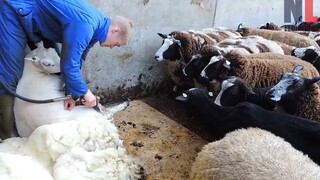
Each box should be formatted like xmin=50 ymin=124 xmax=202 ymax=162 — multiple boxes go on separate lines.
xmin=9 ymin=42 xmax=145 ymax=179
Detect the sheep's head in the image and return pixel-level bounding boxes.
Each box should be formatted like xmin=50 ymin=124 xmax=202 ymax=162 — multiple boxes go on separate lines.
xmin=25 ymin=42 xmax=61 ymax=74
xmin=266 ymin=65 xmax=320 ymax=113
xmin=155 ymin=33 xmax=182 ymax=62
xmin=182 ymin=51 xmax=221 ymax=81
xmin=291 ymin=46 xmax=318 ymax=63
xmin=199 ymin=55 xmax=229 ymax=84
xmin=214 ymin=76 xmax=255 ymax=106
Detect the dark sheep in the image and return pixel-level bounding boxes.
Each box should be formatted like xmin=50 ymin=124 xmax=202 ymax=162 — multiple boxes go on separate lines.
xmin=214 ymin=76 xmax=275 ymax=110
xmin=175 ymin=88 xmax=320 ymax=165
xmin=266 ymin=65 xmax=320 ymax=121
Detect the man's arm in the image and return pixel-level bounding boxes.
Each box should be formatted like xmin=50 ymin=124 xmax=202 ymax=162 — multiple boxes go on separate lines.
xmin=61 ymin=22 xmax=97 ymax=108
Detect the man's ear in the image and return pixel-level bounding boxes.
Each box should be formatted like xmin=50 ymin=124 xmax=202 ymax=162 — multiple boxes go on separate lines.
xmin=111 ymin=27 xmax=122 ymax=33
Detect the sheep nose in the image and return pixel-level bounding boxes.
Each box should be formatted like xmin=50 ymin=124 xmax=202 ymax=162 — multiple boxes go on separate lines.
xmin=155 ymin=55 xmax=159 ymax=59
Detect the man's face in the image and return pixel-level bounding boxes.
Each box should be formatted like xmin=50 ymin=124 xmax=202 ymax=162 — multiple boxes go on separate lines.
xmin=100 ymin=31 xmax=128 ymax=48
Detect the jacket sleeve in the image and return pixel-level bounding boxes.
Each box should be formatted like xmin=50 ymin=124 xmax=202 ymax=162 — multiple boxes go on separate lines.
xmin=60 ymin=22 xmax=94 ymax=97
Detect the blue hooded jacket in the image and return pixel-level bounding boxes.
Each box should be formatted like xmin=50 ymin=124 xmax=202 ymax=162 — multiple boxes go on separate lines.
xmin=0 ymin=0 xmax=110 ymax=97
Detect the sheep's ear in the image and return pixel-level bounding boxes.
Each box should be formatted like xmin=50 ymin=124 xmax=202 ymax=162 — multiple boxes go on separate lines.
xmin=175 ymin=93 xmax=188 ymax=101
xmin=292 ymin=65 xmax=304 ymax=74
xmin=173 ymin=39 xmax=181 ymax=47
xmin=244 ymin=86 xmax=255 ymax=94
xmin=223 ymin=60 xmax=231 ymax=69
xmin=157 ymin=33 xmax=168 ymax=39
xmin=237 ymin=23 xmax=244 ymax=35
xmin=308 ymin=77 xmax=320 ymax=85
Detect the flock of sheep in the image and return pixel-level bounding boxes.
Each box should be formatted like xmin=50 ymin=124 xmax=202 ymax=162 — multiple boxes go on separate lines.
xmin=155 ymin=23 xmax=320 ymax=179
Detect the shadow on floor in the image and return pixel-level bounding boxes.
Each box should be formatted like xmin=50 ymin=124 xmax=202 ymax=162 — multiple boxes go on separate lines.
xmin=141 ymin=93 xmax=216 ymax=142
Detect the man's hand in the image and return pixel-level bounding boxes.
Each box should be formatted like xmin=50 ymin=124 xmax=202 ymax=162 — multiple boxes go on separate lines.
xmin=64 ymin=98 xmax=76 ymax=111
xmin=83 ymin=89 xmax=97 ymax=107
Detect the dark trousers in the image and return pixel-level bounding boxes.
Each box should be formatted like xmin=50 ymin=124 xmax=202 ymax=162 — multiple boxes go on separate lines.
xmin=0 ymin=95 xmax=18 ymax=140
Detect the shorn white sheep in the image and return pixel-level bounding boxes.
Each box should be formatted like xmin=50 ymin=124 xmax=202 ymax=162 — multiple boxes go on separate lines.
xmin=3 ymin=42 xmax=145 ymax=179
xmin=190 ymin=128 xmax=320 ymax=180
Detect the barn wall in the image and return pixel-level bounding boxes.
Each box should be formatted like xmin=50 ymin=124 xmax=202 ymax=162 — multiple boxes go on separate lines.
xmin=83 ymin=0 xmax=320 ymax=103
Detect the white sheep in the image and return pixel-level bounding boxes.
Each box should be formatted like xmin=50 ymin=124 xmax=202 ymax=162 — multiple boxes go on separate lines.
xmin=0 ymin=108 xmax=144 ymax=179
xmin=8 ymin=42 xmax=145 ymax=179
xmin=14 ymin=43 xmax=106 ymax=137
xmin=213 ymin=35 xmax=286 ymax=55
xmin=190 ymin=128 xmax=320 ymax=180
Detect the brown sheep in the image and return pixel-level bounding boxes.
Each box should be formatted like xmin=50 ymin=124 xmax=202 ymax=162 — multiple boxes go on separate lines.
xmin=238 ymin=26 xmax=320 ymax=48
xmin=199 ymin=52 xmax=319 ymax=92
xmin=266 ymin=65 xmax=320 ymax=121
xmin=155 ymin=28 xmax=241 ymax=90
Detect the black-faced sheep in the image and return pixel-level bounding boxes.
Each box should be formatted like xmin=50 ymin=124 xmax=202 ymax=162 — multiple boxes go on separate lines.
xmin=155 ymin=28 xmax=242 ymax=63
xmin=291 ymin=46 xmax=320 ymax=72
xmin=190 ymin=128 xmax=320 ymax=180
xmin=213 ymin=76 xmax=275 ymax=110
xmin=266 ymin=65 xmax=320 ymax=121
xmin=238 ymin=26 xmax=320 ymax=48
xmin=181 ymin=51 xmax=222 ymax=90
xmin=175 ymin=88 xmax=320 ymax=165
xmin=199 ymin=51 xmax=319 ymax=91
xmin=154 ymin=28 xmax=242 ymax=91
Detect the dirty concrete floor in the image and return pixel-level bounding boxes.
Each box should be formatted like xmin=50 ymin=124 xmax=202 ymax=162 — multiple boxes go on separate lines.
xmin=114 ymin=94 xmax=216 ymax=180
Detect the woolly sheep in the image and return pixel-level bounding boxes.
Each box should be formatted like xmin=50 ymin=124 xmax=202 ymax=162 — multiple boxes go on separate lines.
xmin=9 ymin=42 xmax=145 ymax=179
xmin=238 ymin=26 xmax=320 ymax=48
xmin=199 ymin=52 xmax=319 ymax=92
xmin=175 ymin=88 xmax=320 ymax=164
xmin=266 ymin=65 xmax=320 ymax=121
xmin=213 ymin=76 xmax=275 ymax=110
xmin=213 ymin=35 xmax=286 ymax=55
xmin=259 ymin=22 xmax=320 ymax=46
xmin=0 ymin=106 xmax=145 ymax=179
xmin=190 ymin=128 xmax=320 ymax=180
xmin=155 ymin=28 xmax=241 ymax=62
xmin=155 ymin=28 xmax=241 ymax=90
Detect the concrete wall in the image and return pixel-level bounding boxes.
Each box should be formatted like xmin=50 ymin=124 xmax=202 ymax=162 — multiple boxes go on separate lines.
xmin=83 ymin=0 xmax=320 ymax=103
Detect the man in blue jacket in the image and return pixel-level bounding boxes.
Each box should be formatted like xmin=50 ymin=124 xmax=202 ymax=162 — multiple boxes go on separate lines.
xmin=0 ymin=0 xmax=133 ymax=139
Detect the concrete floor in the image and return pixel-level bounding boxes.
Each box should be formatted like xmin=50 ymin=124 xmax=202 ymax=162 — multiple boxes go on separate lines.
xmin=114 ymin=94 xmax=213 ymax=180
